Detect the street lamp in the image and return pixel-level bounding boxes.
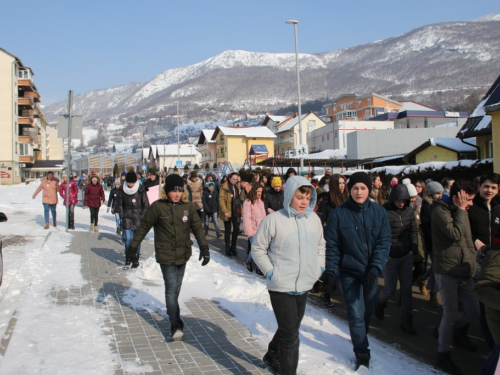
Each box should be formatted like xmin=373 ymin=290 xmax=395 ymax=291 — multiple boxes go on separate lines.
xmin=285 ymin=19 xmax=304 ymax=170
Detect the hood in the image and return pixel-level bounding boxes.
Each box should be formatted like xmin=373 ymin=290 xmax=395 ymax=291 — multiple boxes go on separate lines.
xmin=89 ymin=175 xmax=101 ymax=185
xmin=388 ymin=184 xmax=410 ymax=205
xmin=283 ymin=176 xmax=317 ymax=217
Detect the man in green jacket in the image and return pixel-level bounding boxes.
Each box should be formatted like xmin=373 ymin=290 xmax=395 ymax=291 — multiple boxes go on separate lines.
xmin=431 ymin=180 xmax=479 ymax=375
xmin=127 ymin=174 xmax=210 ymax=341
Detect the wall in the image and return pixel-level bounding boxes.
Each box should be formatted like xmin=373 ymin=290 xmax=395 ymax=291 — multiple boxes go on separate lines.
xmin=491 ymin=111 xmax=500 ymax=173
xmin=476 ymin=134 xmax=492 ymax=159
xmin=416 ymin=146 xmax=458 ymax=163
xmin=0 ymin=52 xmax=17 ymax=184
xmin=226 ymin=136 xmax=247 ymax=167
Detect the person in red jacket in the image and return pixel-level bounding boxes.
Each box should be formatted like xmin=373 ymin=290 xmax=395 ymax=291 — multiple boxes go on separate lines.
xmin=84 ymin=175 xmax=105 ymax=232
xmin=59 ymin=175 xmax=79 ymax=229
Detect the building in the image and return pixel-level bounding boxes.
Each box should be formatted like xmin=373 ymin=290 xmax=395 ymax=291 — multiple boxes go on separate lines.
xmin=0 ymin=47 xmax=58 ymax=184
xmin=211 ymin=126 xmax=276 ymax=168
xmin=196 ymin=129 xmax=216 ymax=168
xmin=149 ymin=144 xmax=201 ymax=172
xmin=404 ymin=138 xmax=477 ymax=164
xmin=483 ymin=75 xmax=500 ymax=172
xmin=371 ymin=109 xmax=468 ymax=129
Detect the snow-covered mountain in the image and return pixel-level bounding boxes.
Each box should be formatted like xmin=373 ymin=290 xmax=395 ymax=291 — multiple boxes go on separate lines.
xmin=44 ymin=14 xmax=500 ymax=122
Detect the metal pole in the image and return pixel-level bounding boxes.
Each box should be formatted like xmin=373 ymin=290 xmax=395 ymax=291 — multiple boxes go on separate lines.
xmin=66 ymin=90 xmax=73 ymax=232
xmin=177 ymin=102 xmax=180 ymax=162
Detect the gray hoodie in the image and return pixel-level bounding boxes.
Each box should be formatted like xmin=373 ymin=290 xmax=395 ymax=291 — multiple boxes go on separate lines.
xmin=251 ymin=176 xmax=326 ymax=293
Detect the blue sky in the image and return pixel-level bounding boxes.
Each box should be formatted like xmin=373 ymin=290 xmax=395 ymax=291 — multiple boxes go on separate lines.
xmin=1 ymin=0 xmax=499 ymax=105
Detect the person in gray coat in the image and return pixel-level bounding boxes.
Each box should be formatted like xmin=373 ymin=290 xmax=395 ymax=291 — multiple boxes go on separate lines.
xmin=252 ymin=176 xmax=325 ymax=375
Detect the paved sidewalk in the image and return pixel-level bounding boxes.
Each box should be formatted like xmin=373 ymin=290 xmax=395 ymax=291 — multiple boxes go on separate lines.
xmin=64 ymin=231 xmax=271 ymax=375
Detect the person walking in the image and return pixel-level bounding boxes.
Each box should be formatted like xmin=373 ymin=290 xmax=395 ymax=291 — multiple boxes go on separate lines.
xmin=107 ymin=179 xmax=123 ymax=236
xmin=126 ymin=174 xmax=209 ymax=341
xmin=264 ymin=176 xmax=285 ymax=215
xmin=78 ymin=174 xmax=88 ymax=204
xmin=187 ymin=171 xmax=204 ymax=221
xmin=323 ymin=171 xmax=391 ymax=370
xmin=84 ymin=175 xmax=105 ymax=232
xmin=59 ymin=174 xmax=79 ymax=230
xmin=32 ymin=171 xmax=60 ymax=229
xmin=219 ymin=172 xmax=242 ymax=256
xmin=251 ymin=176 xmax=325 ymax=375
xmin=243 ymin=183 xmax=266 ymax=273
xmin=202 ymin=181 xmax=221 ymax=238
xmin=116 ymin=169 xmax=149 ymax=268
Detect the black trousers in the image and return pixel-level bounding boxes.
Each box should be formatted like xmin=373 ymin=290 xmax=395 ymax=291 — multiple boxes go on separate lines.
xmin=89 ymin=206 xmax=100 ymax=225
xmin=223 ymin=216 xmax=240 ymax=249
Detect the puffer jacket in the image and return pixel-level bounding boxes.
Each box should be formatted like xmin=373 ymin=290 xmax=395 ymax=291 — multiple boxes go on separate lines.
xmin=59 ymin=180 xmax=79 ymax=205
xmin=383 ymin=184 xmax=418 ymax=258
xmin=115 ymin=184 xmax=149 ymax=231
xmin=187 ymin=178 xmax=203 ymax=210
xmin=219 ymin=181 xmax=242 ymax=222
xmin=325 ymin=195 xmax=391 ymax=280
xmin=128 ymin=188 xmax=207 ymax=265
xmin=468 ymin=194 xmax=497 ymax=247
xmin=242 ymin=198 xmax=266 ymax=238
xmin=202 ymin=188 xmax=219 ymax=215
xmin=33 ymin=177 xmax=60 ymax=204
xmin=251 ymin=176 xmax=325 ymax=293
xmin=107 ymin=186 xmax=122 ymax=209
xmin=420 ymin=196 xmax=437 ymax=253
xmin=431 ymin=198 xmax=477 ymax=279
xmin=84 ymin=177 xmax=105 ymax=208
xmin=264 ymin=188 xmax=284 ymax=214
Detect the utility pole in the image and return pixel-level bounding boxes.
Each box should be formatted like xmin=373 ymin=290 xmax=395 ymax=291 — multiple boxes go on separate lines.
xmin=65 ymin=91 xmax=73 ymax=233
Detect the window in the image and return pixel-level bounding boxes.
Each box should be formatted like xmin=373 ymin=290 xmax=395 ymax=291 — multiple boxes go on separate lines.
xmin=367 ymin=99 xmax=371 ymax=106
xmin=21 ymin=143 xmax=33 ymax=155
xmin=327 ymin=134 xmax=330 ymax=140
xmin=322 ymin=135 xmax=324 ymax=142
xmin=335 ymin=132 xmax=338 ymax=138
xmin=365 ymin=110 xmax=371 ymax=117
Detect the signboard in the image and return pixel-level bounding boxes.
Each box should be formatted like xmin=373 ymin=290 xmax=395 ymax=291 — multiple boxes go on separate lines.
xmin=141 ymin=165 xmax=147 ymax=171
xmin=176 ymin=160 xmax=183 ymax=168
xmin=0 ymin=171 xmax=11 ymax=179
xmin=146 ymin=185 xmax=160 ymax=204
xmin=57 ymin=115 xmax=83 ymax=139
xmin=445 ymin=111 xmax=460 ymax=118
xmin=285 ymin=144 xmax=309 ymax=158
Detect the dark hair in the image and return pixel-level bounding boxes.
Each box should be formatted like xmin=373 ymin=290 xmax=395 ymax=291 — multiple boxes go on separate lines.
xmin=371 ymin=174 xmax=380 ymax=184
xmin=246 ymin=182 xmax=265 ymax=204
xmin=319 ymin=175 xmax=329 ymax=187
xmin=328 ymin=174 xmax=349 ymax=207
xmin=479 ymin=172 xmax=500 ymax=186
xmin=449 ymin=180 xmax=477 ymax=198
xmin=441 ymin=177 xmax=455 ymax=189
xmin=240 ymin=171 xmax=256 ymax=184
xmin=297 ymin=185 xmax=313 ymax=196
xmin=416 ymin=180 xmax=427 ymax=197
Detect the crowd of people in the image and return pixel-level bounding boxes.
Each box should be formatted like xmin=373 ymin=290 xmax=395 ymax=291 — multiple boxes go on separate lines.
xmin=30 ymin=167 xmax=500 ymax=375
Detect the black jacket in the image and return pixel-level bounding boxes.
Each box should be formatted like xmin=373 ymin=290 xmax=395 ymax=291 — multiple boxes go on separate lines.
xmin=115 ymin=185 xmax=149 ymax=231
xmin=316 ymin=192 xmax=337 ymax=226
xmin=264 ymin=188 xmax=284 ymax=214
xmin=143 ymin=177 xmax=159 ymax=191
xmin=468 ymin=195 xmax=497 ymax=247
xmin=383 ymin=184 xmax=418 ymax=258
xmin=107 ymin=187 xmax=122 ymax=208
xmin=420 ymin=197 xmax=437 ymax=253
xmin=202 ymin=189 xmax=219 ymax=214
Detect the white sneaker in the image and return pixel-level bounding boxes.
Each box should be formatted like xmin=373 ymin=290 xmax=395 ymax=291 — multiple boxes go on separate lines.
xmin=172 ymin=329 xmax=184 ymax=341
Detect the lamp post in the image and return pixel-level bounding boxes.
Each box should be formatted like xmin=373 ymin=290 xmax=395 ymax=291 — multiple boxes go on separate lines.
xmin=285 ymin=19 xmax=304 ymax=170
xmin=176 ymin=102 xmax=180 ymax=162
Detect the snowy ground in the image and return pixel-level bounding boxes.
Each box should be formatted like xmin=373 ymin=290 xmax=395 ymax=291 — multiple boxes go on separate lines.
xmin=0 ymin=181 xmax=439 ymax=374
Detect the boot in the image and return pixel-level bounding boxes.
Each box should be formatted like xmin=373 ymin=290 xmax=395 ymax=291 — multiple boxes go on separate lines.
xmin=246 ymin=262 xmax=253 ymax=273
xmin=400 ymin=316 xmax=417 ymax=336
xmin=124 ymin=256 xmax=131 ymax=267
xmin=436 ymin=352 xmax=462 ymax=375
xmin=53 ymin=221 xmax=57 ymax=227
xmin=204 ymin=228 xmax=208 ymax=236
xmin=116 ymin=227 xmax=120 ymax=235
xmin=355 ymin=352 xmax=370 ymax=370
xmin=322 ymin=293 xmax=334 ymax=308
xmin=230 ymin=246 xmax=237 ymax=256
xmin=453 ymin=324 xmax=477 ymax=352
xmin=225 ymin=245 xmax=231 ymax=256
xmin=131 ymin=254 xmax=140 ymax=269
xmin=216 ymin=231 xmax=221 ymax=238
xmin=263 ymin=352 xmax=280 ymax=374
xmin=374 ymin=301 xmax=386 ymax=320
xmin=71 ymin=221 xmax=75 ymax=230
xmin=429 ymin=292 xmax=440 ymax=307
xmin=44 ymin=222 xmax=50 ymax=229
xmin=90 ymin=223 xmax=94 ymax=232
xmin=255 ymin=267 xmax=264 ymax=276
xmin=94 ymin=225 xmax=99 ymax=233
xmin=417 ymin=277 xmax=428 ymax=295
xmin=118 ymin=225 xmax=122 ymax=235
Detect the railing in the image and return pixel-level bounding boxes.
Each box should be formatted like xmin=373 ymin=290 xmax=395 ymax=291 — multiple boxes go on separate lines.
xmin=217 ymin=153 xmax=225 ymax=158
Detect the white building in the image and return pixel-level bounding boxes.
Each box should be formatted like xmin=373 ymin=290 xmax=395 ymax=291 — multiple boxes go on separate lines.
xmin=149 ymin=144 xmax=201 ymax=171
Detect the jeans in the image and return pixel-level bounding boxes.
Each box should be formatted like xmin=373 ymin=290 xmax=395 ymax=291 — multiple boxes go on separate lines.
xmin=340 ymin=274 xmax=379 ymax=354
xmin=114 ymin=213 xmax=121 ymax=229
xmin=435 ymin=274 xmax=480 ymax=352
xmin=224 ymin=216 xmax=240 ymax=249
xmin=43 ymin=203 xmax=56 ymax=223
xmin=204 ymin=213 xmax=220 ymax=233
xmin=377 ymin=253 xmax=413 ymax=319
xmin=268 ymin=291 xmax=308 ymax=375
xmin=65 ymin=204 xmax=75 ymax=226
xmin=89 ymin=206 xmax=100 ymax=226
xmin=160 ymin=263 xmax=186 ymax=333
xmin=80 ymin=190 xmax=85 ymax=203
xmin=123 ymin=229 xmax=141 ymax=255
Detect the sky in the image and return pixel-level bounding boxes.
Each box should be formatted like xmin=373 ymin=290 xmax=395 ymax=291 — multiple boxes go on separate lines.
xmin=1 ymin=0 xmax=500 ymax=105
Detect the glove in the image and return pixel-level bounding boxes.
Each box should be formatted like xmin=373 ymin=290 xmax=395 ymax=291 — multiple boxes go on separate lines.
xmin=199 ymin=246 xmax=210 ymax=266
xmin=366 ymin=271 xmax=377 ymax=291
xmin=321 ymin=272 xmax=334 ymax=294
xmin=107 ymin=207 xmax=110 ymax=213
xmin=111 ymin=207 xmax=115 ymax=214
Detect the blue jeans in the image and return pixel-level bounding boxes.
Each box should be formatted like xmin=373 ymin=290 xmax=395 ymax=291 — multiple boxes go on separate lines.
xmin=268 ymin=291 xmax=308 ymax=375
xmin=43 ymin=203 xmax=56 ymax=223
xmin=160 ymin=263 xmax=186 ymax=333
xmin=340 ymin=274 xmax=379 ymax=355
xmin=204 ymin=212 xmax=220 ymax=233
xmin=123 ymin=229 xmax=141 ymax=255
xmin=114 ymin=213 xmax=121 ymax=228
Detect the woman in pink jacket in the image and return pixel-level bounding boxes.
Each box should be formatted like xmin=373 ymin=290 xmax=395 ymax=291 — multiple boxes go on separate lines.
xmin=32 ymin=171 xmax=60 ymax=229
xmin=59 ymin=175 xmax=79 ymax=229
xmin=243 ymin=182 xmax=266 ymax=273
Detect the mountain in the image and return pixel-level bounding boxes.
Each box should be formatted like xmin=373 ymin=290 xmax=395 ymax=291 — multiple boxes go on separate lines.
xmin=44 ymin=14 xmax=500 ymax=123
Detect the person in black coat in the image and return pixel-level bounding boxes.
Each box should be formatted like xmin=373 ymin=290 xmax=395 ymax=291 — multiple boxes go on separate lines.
xmin=375 ymin=184 xmax=418 ymax=335
xmin=202 ymin=182 xmax=221 ymax=237
xmin=143 ymin=173 xmax=160 ymax=191
xmin=264 ymin=176 xmax=284 ymax=214
xmin=107 ymin=179 xmax=123 ymax=235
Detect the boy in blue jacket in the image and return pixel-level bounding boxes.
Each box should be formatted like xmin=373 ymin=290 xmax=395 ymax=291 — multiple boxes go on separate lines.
xmin=324 ymin=172 xmax=391 ymax=370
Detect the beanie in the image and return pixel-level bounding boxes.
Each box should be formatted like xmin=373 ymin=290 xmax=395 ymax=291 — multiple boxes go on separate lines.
xmin=164 ymin=174 xmax=185 ymax=194
xmin=402 ymin=178 xmax=411 ymax=185
xmin=121 ymin=171 xmax=127 ymax=178
xmin=347 ymin=172 xmax=372 ymax=194
xmin=207 ymin=181 xmax=215 ymax=188
xmin=114 ymin=178 xmax=121 ymax=186
xmin=426 ymin=181 xmax=444 ymax=196
xmin=271 ymin=176 xmax=282 ymax=188
xmin=407 ymin=183 xmax=418 ymax=197
xmin=125 ymin=171 xmax=138 ymax=183
xmin=189 ymin=171 xmax=198 ymax=180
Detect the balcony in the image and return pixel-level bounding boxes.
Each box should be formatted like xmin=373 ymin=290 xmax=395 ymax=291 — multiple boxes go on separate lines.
xmin=18 ymin=116 xmax=34 ymax=126
xmin=18 ymin=135 xmax=34 ymax=144
xmin=18 ymin=97 xmax=35 ymax=107
xmin=19 ymin=155 xmax=34 ymax=163
xmin=217 ymin=153 xmax=225 ymax=158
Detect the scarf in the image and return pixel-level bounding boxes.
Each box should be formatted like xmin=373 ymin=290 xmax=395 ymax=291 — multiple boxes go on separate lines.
xmin=123 ymin=182 xmax=140 ymax=196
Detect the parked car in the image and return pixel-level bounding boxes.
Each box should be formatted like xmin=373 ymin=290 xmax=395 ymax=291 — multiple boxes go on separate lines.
xmin=0 ymin=212 xmax=7 ymax=286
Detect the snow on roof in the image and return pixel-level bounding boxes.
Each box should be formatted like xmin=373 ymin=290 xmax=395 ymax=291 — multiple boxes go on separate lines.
xmin=370 ymin=154 xmax=405 ymax=163
xmin=294 ymin=149 xmax=346 ymax=160
xmin=433 ymin=138 xmax=476 ymax=152
xmin=151 ymin=144 xmax=200 ymax=157
xmin=276 ymin=114 xmax=309 ymax=133
xmin=213 ymin=126 xmax=276 ymax=139
xmin=268 ymin=115 xmax=289 ymax=123
xmin=201 ymin=129 xmax=215 ymax=143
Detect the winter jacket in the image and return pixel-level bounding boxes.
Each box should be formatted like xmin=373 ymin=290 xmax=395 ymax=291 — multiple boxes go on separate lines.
xmin=128 ymin=188 xmax=207 ymax=265
xmin=316 ymin=192 xmax=337 ymax=226
xmin=382 ymin=184 xmax=418 ymax=258
xmin=143 ymin=176 xmax=159 ymax=191
xmin=84 ymin=177 xmax=105 ymax=208
xmin=325 ymin=195 xmax=391 ymax=280
xmin=431 ymin=198 xmax=477 ymax=280
xmin=187 ymin=178 xmax=203 ymax=210
xmin=420 ymin=197 xmax=437 ymax=253
xmin=219 ymin=181 xmax=242 ymax=222
xmin=116 ymin=184 xmax=149 ymax=231
xmin=33 ymin=177 xmax=60 ymax=204
xmin=202 ymin=189 xmax=219 ymax=215
xmin=474 ymin=247 xmax=500 ymax=344
xmin=107 ymin=187 xmax=122 ymax=209
xmin=78 ymin=179 xmax=88 ymax=191
xmin=242 ymin=198 xmax=266 ymax=238
xmin=251 ymin=176 xmax=325 ymax=293
xmin=59 ymin=180 xmax=79 ymax=205
xmin=468 ymin=194 xmax=498 ymax=247
xmin=264 ymin=188 xmax=285 ymax=214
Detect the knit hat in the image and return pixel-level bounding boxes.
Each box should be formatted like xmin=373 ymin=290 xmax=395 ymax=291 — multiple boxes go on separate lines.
xmin=114 ymin=179 xmax=121 ymax=186
xmin=120 ymin=171 xmax=127 ymax=178
xmin=271 ymin=176 xmax=282 ymax=188
xmin=426 ymin=181 xmax=444 ymax=196
xmin=207 ymin=181 xmax=215 ymax=188
xmin=407 ymin=183 xmax=418 ymax=197
xmin=189 ymin=171 xmax=198 ymax=180
xmin=164 ymin=174 xmax=185 ymax=194
xmin=347 ymin=172 xmax=372 ymax=194
xmin=402 ymin=178 xmax=411 ymax=185
xmin=125 ymin=171 xmax=138 ymax=183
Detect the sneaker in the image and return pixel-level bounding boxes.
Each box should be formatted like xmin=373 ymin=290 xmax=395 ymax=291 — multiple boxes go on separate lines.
xmin=124 ymin=257 xmax=131 ymax=267
xmin=90 ymin=223 xmax=94 ymax=232
xmin=436 ymin=352 xmax=462 ymax=375
xmin=374 ymin=302 xmax=386 ymax=320
xmin=417 ymin=277 xmax=428 ymax=295
xmin=255 ymin=268 xmax=264 ymax=276
xmin=246 ymin=262 xmax=254 ymax=273
xmin=172 ymin=329 xmax=184 ymax=341
xmin=400 ymin=316 xmax=417 ymax=336
xmin=355 ymin=352 xmax=370 ymax=370
xmin=216 ymin=232 xmax=221 ymax=238
xmin=263 ymin=352 xmax=280 ymax=374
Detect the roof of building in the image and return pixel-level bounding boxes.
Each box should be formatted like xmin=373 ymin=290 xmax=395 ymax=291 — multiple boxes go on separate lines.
xmin=197 ymin=129 xmax=216 ymax=145
xmin=404 ymin=138 xmax=477 ymax=160
xmin=211 ymin=126 xmax=276 ymax=140
xmin=261 ymin=115 xmax=291 ymax=126
xmin=370 ymin=110 xmax=468 ymax=121
xmin=249 ymin=145 xmax=269 ymax=154
xmin=150 ymin=144 xmax=201 ymax=157
xmin=400 ymin=100 xmax=438 ymax=111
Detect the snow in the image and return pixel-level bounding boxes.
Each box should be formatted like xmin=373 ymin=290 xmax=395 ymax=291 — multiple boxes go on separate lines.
xmin=0 ymin=182 xmax=439 ymax=374
xmin=215 ymin=126 xmax=276 ymax=138
xmin=434 ymin=138 xmax=476 ymax=152
xmin=294 ymin=149 xmax=347 ymax=160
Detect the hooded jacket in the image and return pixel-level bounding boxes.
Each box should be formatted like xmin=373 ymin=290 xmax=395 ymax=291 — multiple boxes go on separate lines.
xmin=33 ymin=176 xmax=60 ymax=204
xmin=242 ymin=196 xmax=266 ymax=238
xmin=59 ymin=180 xmax=79 ymax=205
xmin=115 ymin=183 xmax=149 ymax=231
xmin=84 ymin=176 xmax=105 ymax=208
xmin=219 ymin=181 xmax=241 ymax=221
xmin=383 ymin=184 xmax=418 ymax=258
xmin=187 ymin=177 xmax=203 ymax=210
xmin=251 ymin=176 xmax=325 ymax=293
xmin=202 ymin=187 xmax=219 ymax=214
